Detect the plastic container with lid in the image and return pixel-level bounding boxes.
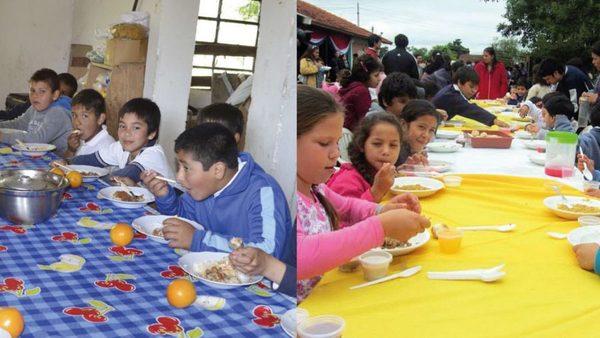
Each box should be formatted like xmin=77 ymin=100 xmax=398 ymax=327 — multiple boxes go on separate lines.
xmin=544 ymin=131 xmax=578 ymax=178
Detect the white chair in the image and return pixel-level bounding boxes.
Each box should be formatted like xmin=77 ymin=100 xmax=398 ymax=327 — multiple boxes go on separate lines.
xmin=338 ymin=128 xmax=353 ymax=163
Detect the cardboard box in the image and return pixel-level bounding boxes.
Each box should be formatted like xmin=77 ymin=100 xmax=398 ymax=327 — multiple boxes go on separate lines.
xmin=68 ymin=44 xmax=92 ymax=79
xmin=105 ymin=38 xmax=148 ymax=66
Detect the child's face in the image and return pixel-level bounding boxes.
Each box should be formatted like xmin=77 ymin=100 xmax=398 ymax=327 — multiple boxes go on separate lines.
xmin=406 ymin=115 xmax=438 ymax=152
xmin=542 ymin=108 xmax=555 ymax=128
xmin=29 ymin=80 xmax=59 ymax=112
xmin=516 ymin=85 xmax=527 ymax=96
xmin=385 ymin=96 xmax=410 ymax=117
xmin=457 ymin=81 xmax=478 ymax=99
xmin=72 ymin=104 xmax=105 ymax=142
xmin=363 ymin=122 xmax=401 ymax=171
xmin=297 ymin=113 xmax=343 ymax=188
xmin=117 ymin=113 xmax=156 ymax=154
xmin=367 ymin=71 xmax=381 ymax=88
xmin=175 ymin=150 xmax=221 ymax=201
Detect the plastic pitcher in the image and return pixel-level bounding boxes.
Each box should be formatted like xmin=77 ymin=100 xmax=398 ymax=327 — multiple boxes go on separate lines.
xmin=545 ymin=131 xmax=577 ymax=178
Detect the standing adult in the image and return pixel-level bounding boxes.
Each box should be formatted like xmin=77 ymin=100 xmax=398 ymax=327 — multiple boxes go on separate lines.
xmin=381 ymin=34 xmax=419 ymax=79
xmin=299 ymin=46 xmax=323 ymax=88
xmin=364 ymin=34 xmax=381 ymax=60
xmin=474 ymin=47 xmax=508 ymax=99
xmin=539 ymin=57 xmax=593 ymax=114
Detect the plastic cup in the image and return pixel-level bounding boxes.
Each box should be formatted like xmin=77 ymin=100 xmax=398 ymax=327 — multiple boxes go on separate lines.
xmin=297 ymin=315 xmax=346 ymax=338
xmin=358 ymin=251 xmax=392 ymax=281
xmin=583 ymin=180 xmax=600 ymax=194
xmin=438 ymin=229 xmax=463 ymax=254
xmin=443 ymin=176 xmax=463 ymax=187
xmin=578 ymin=215 xmax=600 ymax=227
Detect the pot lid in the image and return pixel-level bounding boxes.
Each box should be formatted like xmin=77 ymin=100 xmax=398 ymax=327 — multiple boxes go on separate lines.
xmin=0 ymin=170 xmax=65 ymax=191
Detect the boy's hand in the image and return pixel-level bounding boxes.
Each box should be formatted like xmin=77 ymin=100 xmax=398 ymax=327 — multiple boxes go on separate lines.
xmin=518 ymin=105 xmax=530 ymax=118
xmin=229 ymin=247 xmax=269 ymax=276
xmin=573 ymin=243 xmax=600 ymax=271
xmin=67 ymin=131 xmax=82 ymax=152
xmin=141 ymin=170 xmax=170 ymax=197
xmin=162 ymin=217 xmax=195 ymax=250
xmin=370 ymin=163 xmax=396 ymax=202
xmin=381 ymin=193 xmax=421 ymax=214
xmin=493 ymin=118 xmax=510 ymax=128
xmin=378 ymin=209 xmax=430 ymax=243
xmin=582 ymin=92 xmax=598 ymax=105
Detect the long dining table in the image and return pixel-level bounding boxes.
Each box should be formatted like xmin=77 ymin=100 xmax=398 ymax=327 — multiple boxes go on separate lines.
xmin=0 ymin=145 xmax=294 ymax=337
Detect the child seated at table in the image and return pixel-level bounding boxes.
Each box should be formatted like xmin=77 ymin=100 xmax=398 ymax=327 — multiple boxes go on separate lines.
xmin=369 ymin=72 xmax=417 ymax=117
xmin=525 ymin=92 xmax=575 ymax=139
xmin=578 ymin=104 xmax=600 ymax=182
xmin=327 ymin=113 xmax=402 ymax=203
xmin=506 ymin=79 xmax=528 ymax=105
xmin=197 ymin=102 xmax=244 ymax=148
xmin=432 ymin=66 xmax=509 ymax=128
xmin=518 ymin=96 xmax=543 ymax=125
xmin=70 ymin=98 xmax=174 ymax=184
xmin=141 ymin=123 xmax=292 ymax=260
xmin=296 ymin=85 xmax=430 ymax=303
xmin=396 ymin=99 xmax=442 ymax=166
xmin=0 ymin=68 xmax=72 ymax=156
xmin=573 ymin=243 xmax=600 ymax=275
xmin=62 ymin=89 xmax=115 ymax=159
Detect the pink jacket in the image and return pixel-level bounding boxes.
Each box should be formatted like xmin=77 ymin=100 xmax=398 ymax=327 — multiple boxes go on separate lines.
xmin=327 ymin=163 xmax=376 ymax=202
xmin=339 ymin=81 xmax=371 ymax=131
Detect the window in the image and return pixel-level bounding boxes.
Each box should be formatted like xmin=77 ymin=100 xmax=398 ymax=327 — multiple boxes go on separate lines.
xmin=192 ymin=0 xmax=260 ymax=89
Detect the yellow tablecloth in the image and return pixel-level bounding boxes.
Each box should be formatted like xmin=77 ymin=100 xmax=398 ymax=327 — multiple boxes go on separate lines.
xmin=299 ymin=174 xmax=600 ymax=337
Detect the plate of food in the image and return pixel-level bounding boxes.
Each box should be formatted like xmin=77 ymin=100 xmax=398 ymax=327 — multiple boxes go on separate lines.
xmin=523 ymin=139 xmax=546 ymax=150
xmin=178 ymin=252 xmax=262 ymax=289
xmin=12 ymin=142 xmax=56 ymax=157
xmin=68 ymin=165 xmax=109 ymax=182
xmin=529 ymin=152 xmax=545 ymax=166
xmin=567 ymin=226 xmax=600 ymax=246
xmin=426 ymin=142 xmax=461 ymax=153
xmin=435 ymin=130 xmax=461 ymax=139
xmin=132 ymin=215 xmax=204 ymax=243
xmin=371 ymin=231 xmax=430 ymax=256
xmin=390 ymin=177 xmax=444 ymax=197
xmin=514 ymin=130 xmax=536 ymax=139
xmin=543 ymin=196 xmax=600 ymax=219
xmin=97 ymin=186 xmax=154 ymax=209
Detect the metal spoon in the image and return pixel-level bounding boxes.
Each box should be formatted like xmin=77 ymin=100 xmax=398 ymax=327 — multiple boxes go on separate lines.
xmin=456 ymin=224 xmax=516 ymax=232
xmin=579 ymin=146 xmax=594 ymax=181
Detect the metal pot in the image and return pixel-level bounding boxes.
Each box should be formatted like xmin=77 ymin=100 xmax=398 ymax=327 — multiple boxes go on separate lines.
xmin=0 ymin=169 xmax=69 ymax=224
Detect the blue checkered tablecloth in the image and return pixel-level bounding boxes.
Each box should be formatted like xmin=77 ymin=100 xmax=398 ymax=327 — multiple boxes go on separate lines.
xmin=0 ymin=148 xmax=294 ymax=337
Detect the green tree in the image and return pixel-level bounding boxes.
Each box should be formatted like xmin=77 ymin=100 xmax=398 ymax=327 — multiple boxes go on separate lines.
xmin=239 ymin=0 xmax=260 ymax=21
xmin=491 ymin=37 xmax=526 ymax=67
xmin=408 ymin=47 xmax=429 ymax=58
xmin=448 ymin=39 xmax=470 ymax=58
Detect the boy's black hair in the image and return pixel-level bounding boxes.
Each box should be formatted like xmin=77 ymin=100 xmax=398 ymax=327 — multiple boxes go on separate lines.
xmin=400 ymin=99 xmax=442 ymax=124
xmin=175 ymin=123 xmax=238 ymax=171
xmin=30 ymin=68 xmax=59 ymax=92
xmin=58 ymin=73 xmax=78 ymax=97
xmin=538 ymin=58 xmax=564 ymax=77
xmin=197 ymin=102 xmax=244 ymax=135
xmin=453 ymin=66 xmax=479 ymax=85
xmin=420 ymin=80 xmax=441 ymax=100
xmin=367 ymin=34 xmax=381 ymax=47
xmin=119 ymin=98 xmax=161 ymax=140
xmin=543 ymin=93 xmax=573 ymax=119
xmin=592 ymin=41 xmax=600 ymax=57
xmin=340 ymin=54 xmax=382 ymax=88
xmin=529 ymin=96 xmax=542 ymax=105
xmin=394 ymin=34 xmax=409 ymax=48
xmin=590 ymin=102 xmax=600 ymax=127
xmin=72 ymin=89 xmax=106 ymax=118
xmin=378 ymin=72 xmax=417 ymax=108
xmin=515 ymin=77 xmax=529 ymax=89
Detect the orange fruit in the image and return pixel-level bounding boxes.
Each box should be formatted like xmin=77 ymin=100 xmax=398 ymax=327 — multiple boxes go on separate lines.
xmin=166 ymin=279 xmax=196 ymax=308
xmin=66 ymin=171 xmax=83 ymax=188
xmin=0 ymin=307 xmax=24 ymax=338
xmin=110 ymin=223 xmax=134 ymax=246
xmin=49 ymin=167 xmax=65 ymax=176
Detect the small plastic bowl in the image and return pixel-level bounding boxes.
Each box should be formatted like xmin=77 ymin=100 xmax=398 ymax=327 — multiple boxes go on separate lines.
xmin=578 ymin=215 xmax=600 ymax=227
xmin=437 ymin=229 xmax=463 ymax=254
xmin=443 ymin=176 xmax=463 ymax=187
xmin=297 ymin=315 xmax=346 ymax=338
xmin=583 ymin=180 xmax=600 ymax=193
xmin=358 ymin=251 xmax=392 ymax=281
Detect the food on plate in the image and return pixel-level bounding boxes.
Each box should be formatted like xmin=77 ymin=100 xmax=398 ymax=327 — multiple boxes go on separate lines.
xmin=431 ymin=223 xmax=450 ymax=239
xmin=194 ymin=256 xmax=250 ymax=284
xmin=152 ymin=226 xmax=164 ymax=238
xmin=393 ymin=184 xmax=430 ymax=191
xmin=79 ymin=171 xmax=99 ymax=177
xmin=557 ymin=203 xmax=600 ymax=213
xmin=381 ymin=237 xmax=411 ymax=249
xmin=112 ymin=190 xmax=144 ymax=202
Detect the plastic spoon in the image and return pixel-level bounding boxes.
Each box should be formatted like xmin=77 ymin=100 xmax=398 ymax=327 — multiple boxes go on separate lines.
xmin=547 ymin=231 xmax=568 ymax=239
xmin=427 ymin=264 xmax=506 ymax=282
xmin=114 ymin=178 xmax=143 ymax=199
xmin=15 ymin=139 xmax=30 ymax=150
xmin=579 ymin=146 xmax=594 ymax=181
xmin=545 ymin=183 xmax=572 ymax=208
xmin=349 ymin=265 xmax=422 ymax=290
xmin=456 ymin=224 xmax=516 ymax=232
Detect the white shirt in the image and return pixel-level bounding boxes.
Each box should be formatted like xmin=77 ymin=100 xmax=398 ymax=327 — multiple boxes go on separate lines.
xmin=75 ymin=126 xmax=115 ymax=156
xmin=98 ymin=141 xmax=175 ymax=179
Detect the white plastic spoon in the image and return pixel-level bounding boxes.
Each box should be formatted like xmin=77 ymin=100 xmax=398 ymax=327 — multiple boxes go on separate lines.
xmin=456 ymin=224 xmax=516 ymax=232
xmin=547 ymin=231 xmax=568 ymax=239
xmin=427 ymin=264 xmax=506 ymax=282
xmin=349 ymin=265 xmax=422 ymax=290
xmin=580 ymin=146 xmax=594 ymax=181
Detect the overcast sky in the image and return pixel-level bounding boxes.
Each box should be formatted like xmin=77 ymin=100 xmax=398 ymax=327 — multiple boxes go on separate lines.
xmin=303 ymin=0 xmax=508 ymax=53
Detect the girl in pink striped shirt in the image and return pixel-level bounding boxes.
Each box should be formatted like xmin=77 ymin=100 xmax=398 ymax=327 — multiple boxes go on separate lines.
xmin=296 ymin=85 xmax=431 ymax=302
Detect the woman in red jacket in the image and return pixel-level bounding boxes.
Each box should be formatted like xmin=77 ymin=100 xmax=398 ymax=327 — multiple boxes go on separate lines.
xmin=474 ymin=47 xmax=508 ymax=99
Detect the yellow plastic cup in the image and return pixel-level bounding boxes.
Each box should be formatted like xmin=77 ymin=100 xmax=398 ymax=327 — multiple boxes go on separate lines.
xmin=438 ymin=229 xmax=463 ymax=254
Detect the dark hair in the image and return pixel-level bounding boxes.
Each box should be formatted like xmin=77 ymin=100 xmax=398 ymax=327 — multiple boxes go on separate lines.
xmin=515 ymin=77 xmax=528 ymax=89
xmin=348 ymin=113 xmax=402 ymax=185
xmin=197 ymin=102 xmax=244 ymax=136
xmin=542 ymin=93 xmax=573 ymax=119
xmin=420 ymin=80 xmax=441 ymax=100
xmin=483 ymin=47 xmax=497 ymax=66
xmin=453 ymin=66 xmax=480 ymax=85
xmin=590 ymin=102 xmax=600 ymax=127
xmin=530 ymin=96 xmax=542 ymax=105
xmin=71 ymin=89 xmax=106 ymax=117
xmin=400 ymin=99 xmax=442 ymax=124
xmin=301 ymin=45 xmax=319 ymax=61
xmin=592 ymin=41 xmax=600 ymax=57
xmin=378 ymin=72 xmax=417 ymax=108
xmin=451 ymin=60 xmax=465 ymax=74
xmin=340 ymin=54 xmax=382 ymax=88
xmin=175 ymin=123 xmax=238 ymax=171
xmin=118 ymin=98 xmax=161 ymax=140
xmin=30 ymin=68 xmax=59 ymax=92
xmin=368 ymin=34 xmax=381 ymax=47
xmin=58 ymin=73 xmax=78 ymax=97
xmin=423 ymin=52 xmax=444 ymax=75
xmin=394 ymin=34 xmax=408 ymax=48
xmin=538 ymin=58 xmax=564 ymax=77
xmin=297 ymin=84 xmax=344 ymax=230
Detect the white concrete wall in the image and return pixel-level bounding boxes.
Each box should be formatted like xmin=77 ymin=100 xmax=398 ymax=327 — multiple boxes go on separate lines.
xmin=245 ymin=0 xmax=296 ymax=205
xmin=0 ymin=0 xmax=74 ymax=109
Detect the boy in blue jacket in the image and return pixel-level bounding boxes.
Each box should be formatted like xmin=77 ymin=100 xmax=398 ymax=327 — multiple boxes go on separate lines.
xmin=141 ymin=123 xmax=292 ymax=260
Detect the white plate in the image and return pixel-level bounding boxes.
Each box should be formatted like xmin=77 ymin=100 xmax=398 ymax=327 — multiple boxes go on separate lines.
xmin=523 ymin=140 xmax=546 ymax=150
xmin=514 ymin=130 xmax=536 ymax=139
xmin=132 ymin=215 xmax=204 ymax=243
xmin=0 ymin=128 xmax=26 ymax=135
xmin=12 ymin=142 xmax=56 ymax=156
xmin=435 ymin=130 xmax=461 ymax=139
xmin=97 ymin=186 xmax=154 ymax=209
xmin=372 ymin=231 xmax=430 ymax=256
xmin=544 ymin=195 xmax=600 ymax=219
xmin=428 ymin=160 xmax=452 ymax=173
xmin=426 ymin=142 xmax=461 ymax=153
xmin=528 ymin=153 xmax=545 ymax=166
xmin=178 ymin=252 xmax=263 ymax=289
xmin=68 ymin=165 xmax=109 ymax=182
xmin=390 ymin=177 xmax=444 ymax=197
xmin=567 ymin=226 xmax=600 ymax=246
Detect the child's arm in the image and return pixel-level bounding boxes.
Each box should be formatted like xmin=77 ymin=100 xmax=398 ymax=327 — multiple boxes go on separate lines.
xmin=324 ymin=184 xmax=378 ymax=225
xmin=20 ymin=107 xmax=70 ymax=144
xmin=0 ymin=109 xmax=33 ymax=144
xmin=326 ymin=166 xmax=377 ymax=202
xmin=573 ymin=243 xmax=600 ymax=273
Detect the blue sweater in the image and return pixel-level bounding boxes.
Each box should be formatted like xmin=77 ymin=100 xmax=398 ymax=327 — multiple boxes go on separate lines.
xmin=432 ymin=84 xmax=497 ymax=126
xmin=155 ymin=152 xmax=292 ymax=260
xmin=579 ymin=128 xmax=600 ymax=180
xmin=556 ymin=65 xmax=593 ymax=113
